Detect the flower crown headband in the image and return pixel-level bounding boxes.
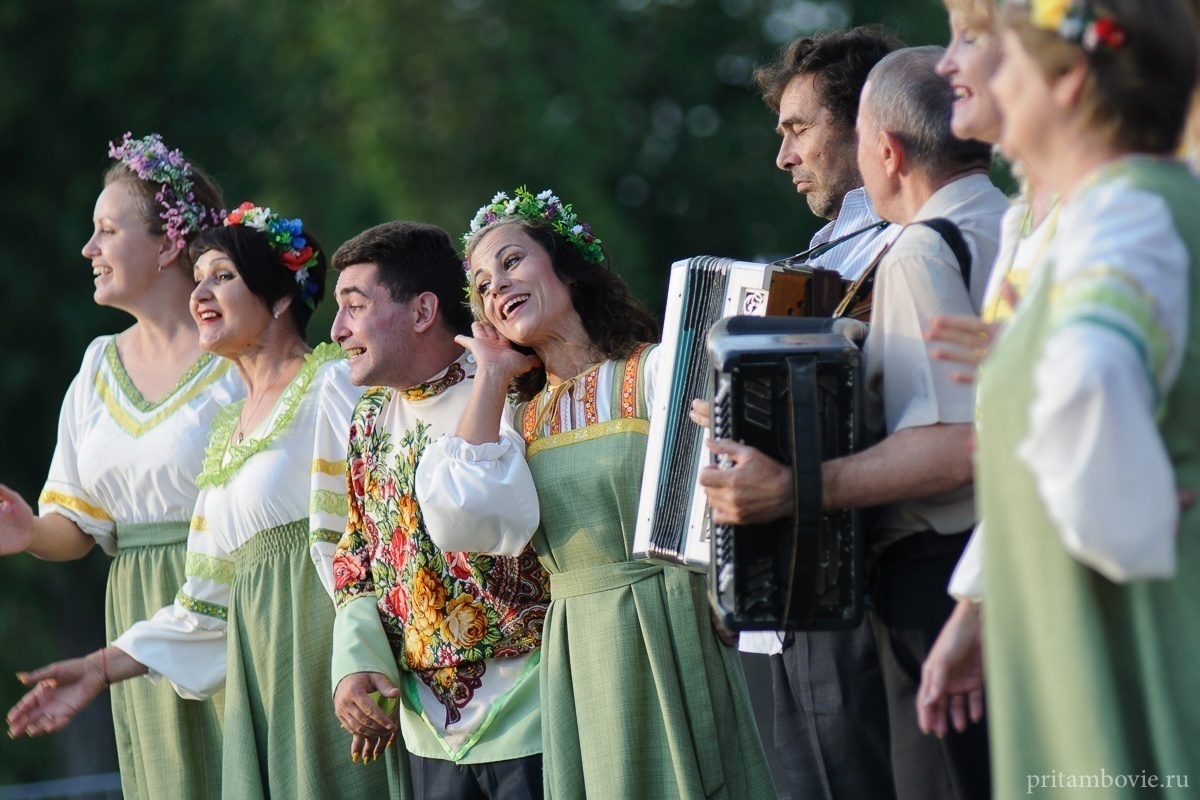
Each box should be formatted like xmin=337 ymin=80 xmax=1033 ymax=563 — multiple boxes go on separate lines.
xmin=108 ymin=132 xmax=223 ymax=247
xmin=463 ymin=186 xmax=604 ymax=264
xmin=224 ymin=202 xmax=321 ymax=308
xmin=1013 ymin=0 xmax=1127 ymax=52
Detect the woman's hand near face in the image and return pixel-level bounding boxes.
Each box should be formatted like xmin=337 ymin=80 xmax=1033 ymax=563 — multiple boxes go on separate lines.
xmin=456 ymin=322 xmax=540 ymax=384
xmin=453 ymin=322 xmax=540 ymax=446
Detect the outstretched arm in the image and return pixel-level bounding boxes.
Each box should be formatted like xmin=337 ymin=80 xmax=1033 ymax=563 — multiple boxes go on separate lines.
xmin=7 ymin=647 xmax=148 ymax=738
xmin=0 ymin=486 xmax=95 ymax=562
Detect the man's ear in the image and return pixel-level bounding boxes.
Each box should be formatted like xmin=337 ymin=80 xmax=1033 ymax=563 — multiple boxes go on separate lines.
xmin=412 ymin=292 xmax=440 ymax=334
xmin=880 ymin=129 xmax=906 ymax=179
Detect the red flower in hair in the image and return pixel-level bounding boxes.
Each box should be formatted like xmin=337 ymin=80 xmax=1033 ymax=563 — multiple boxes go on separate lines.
xmin=280 ymin=245 xmax=314 ymax=271
xmin=226 ymin=201 xmax=255 ymax=225
xmin=1093 ymin=17 xmax=1126 ymax=48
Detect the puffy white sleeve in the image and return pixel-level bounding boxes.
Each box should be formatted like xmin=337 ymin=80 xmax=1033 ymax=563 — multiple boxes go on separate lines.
xmin=309 ymin=363 xmax=362 ymax=600
xmin=39 ymin=341 xmax=117 ymax=554
xmin=948 ymin=523 xmax=985 ymax=601
xmin=1016 ymin=185 xmax=1186 ymax=582
xmin=110 ymin=499 xmax=231 ymax=700
xmin=415 ymin=401 xmax=539 ymax=557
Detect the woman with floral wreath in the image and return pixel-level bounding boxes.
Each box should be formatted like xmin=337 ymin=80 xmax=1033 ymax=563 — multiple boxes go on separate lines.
xmin=7 ymin=205 xmax=400 ymax=800
xmin=920 ymin=0 xmax=1200 ymax=795
xmin=415 ymin=188 xmax=776 ymax=799
xmin=0 ymin=133 xmax=239 ymax=800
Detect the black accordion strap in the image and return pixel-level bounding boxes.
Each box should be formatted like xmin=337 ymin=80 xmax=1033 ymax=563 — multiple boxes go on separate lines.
xmin=917 ymin=217 xmax=972 ymax=290
xmin=784 ymin=355 xmax=823 ymax=628
xmin=773 ymin=219 xmax=889 ymax=267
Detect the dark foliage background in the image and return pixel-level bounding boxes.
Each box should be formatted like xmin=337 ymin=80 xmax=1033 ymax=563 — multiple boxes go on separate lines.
xmin=0 ymin=0 xmax=950 ymax=783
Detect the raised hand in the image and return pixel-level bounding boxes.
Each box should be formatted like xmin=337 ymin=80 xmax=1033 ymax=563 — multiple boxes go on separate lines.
xmin=7 ymin=655 xmax=108 ymax=738
xmin=0 ymin=484 xmax=34 ymax=556
xmin=925 ymin=315 xmax=1001 ymax=383
xmin=455 ymin=321 xmax=540 ymax=384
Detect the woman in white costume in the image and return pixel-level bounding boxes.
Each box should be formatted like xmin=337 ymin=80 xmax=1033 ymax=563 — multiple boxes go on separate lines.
xmin=7 ymin=204 xmax=398 ymax=800
xmin=0 ymin=133 xmax=237 ymax=800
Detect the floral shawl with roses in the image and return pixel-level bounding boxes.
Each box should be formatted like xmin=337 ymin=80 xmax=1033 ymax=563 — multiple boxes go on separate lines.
xmin=333 ymin=383 xmax=549 ymax=727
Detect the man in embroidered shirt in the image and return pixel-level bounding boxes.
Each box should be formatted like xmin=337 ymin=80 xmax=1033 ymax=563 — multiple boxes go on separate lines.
xmin=315 ymin=221 xmax=548 ymax=800
xmin=731 ymin=25 xmax=903 ymax=800
xmin=705 ymin=47 xmax=1007 ymax=799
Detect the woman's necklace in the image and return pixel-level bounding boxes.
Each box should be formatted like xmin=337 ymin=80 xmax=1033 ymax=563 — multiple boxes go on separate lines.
xmin=233 ymin=355 xmax=301 ymax=445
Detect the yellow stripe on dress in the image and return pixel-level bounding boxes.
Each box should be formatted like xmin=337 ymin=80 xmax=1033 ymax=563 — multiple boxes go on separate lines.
xmin=37 ymin=491 xmax=113 ymax=522
xmin=525 ymin=418 xmax=650 ymax=458
xmin=93 ymin=359 xmax=234 ymax=439
xmin=311 ymin=458 xmax=347 ymax=476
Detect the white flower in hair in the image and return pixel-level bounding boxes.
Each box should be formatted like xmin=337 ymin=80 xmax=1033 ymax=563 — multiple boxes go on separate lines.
xmin=536 ymin=189 xmax=554 ymax=201
xmin=569 ymin=224 xmax=584 ymax=235
xmin=505 ymin=199 xmax=519 ymax=215
xmin=492 ymin=191 xmax=509 ymax=204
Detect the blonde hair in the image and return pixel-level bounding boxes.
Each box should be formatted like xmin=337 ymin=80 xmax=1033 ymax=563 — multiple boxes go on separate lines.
xmin=942 ymin=0 xmax=994 ymax=33
xmin=999 ymin=0 xmax=1197 ymax=154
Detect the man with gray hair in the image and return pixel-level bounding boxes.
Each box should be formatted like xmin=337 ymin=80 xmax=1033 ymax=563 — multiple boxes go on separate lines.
xmin=702 ymin=45 xmax=1004 ymax=799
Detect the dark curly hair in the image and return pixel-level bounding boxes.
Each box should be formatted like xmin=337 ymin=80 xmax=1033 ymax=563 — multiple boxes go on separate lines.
xmin=188 ymin=222 xmax=327 ymax=339
xmin=465 ymin=217 xmax=659 ymax=402
xmin=754 ymin=26 xmax=903 ymax=128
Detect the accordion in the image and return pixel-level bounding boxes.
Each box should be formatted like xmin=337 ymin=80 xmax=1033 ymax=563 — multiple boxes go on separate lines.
xmin=633 ymin=255 xmax=857 ymax=569
xmin=631 ymin=256 xmax=869 ymax=630
xmin=707 ymin=316 xmax=866 ymax=630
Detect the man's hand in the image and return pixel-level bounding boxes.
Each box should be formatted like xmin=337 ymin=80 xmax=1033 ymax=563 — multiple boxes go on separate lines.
xmin=698 ymin=439 xmax=794 ymax=525
xmin=917 ymin=598 xmax=985 ymax=737
xmin=334 ymin=672 xmax=399 ymax=743
xmin=349 ymin=731 xmax=394 ymax=765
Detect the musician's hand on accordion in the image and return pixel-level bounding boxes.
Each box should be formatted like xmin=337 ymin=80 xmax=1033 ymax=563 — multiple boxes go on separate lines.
xmin=924 ymin=314 xmax=1001 ymax=384
xmin=917 ymin=597 xmax=985 ymax=739
xmin=697 ymin=438 xmax=795 ymax=526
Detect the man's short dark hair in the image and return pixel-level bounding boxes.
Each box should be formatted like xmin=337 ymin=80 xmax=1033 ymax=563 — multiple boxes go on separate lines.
xmin=332 ymin=221 xmax=472 ymax=336
xmin=754 ymin=26 xmax=904 ymax=128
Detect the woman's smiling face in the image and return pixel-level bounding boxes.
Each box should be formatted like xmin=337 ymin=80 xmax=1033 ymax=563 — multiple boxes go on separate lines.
xmin=938 ymin=11 xmax=1004 ymax=144
xmin=469 ymin=224 xmax=577 ymax=347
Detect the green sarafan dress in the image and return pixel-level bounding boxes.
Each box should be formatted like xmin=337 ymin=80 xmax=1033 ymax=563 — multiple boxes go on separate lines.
xmin=976 ymin=158 xmax=1200 ymax=798
xmin=39 ymin=336 xmax=242 ymax=800
xmin=112 ymin=345 xmax=398 ymax=799
xmin=518 ymin=344 xmax=776 ymax=800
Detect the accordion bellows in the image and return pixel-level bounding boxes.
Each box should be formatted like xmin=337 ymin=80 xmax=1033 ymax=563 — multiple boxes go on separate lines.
xmin=634 ymin=257 xmax=867 ymax=630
